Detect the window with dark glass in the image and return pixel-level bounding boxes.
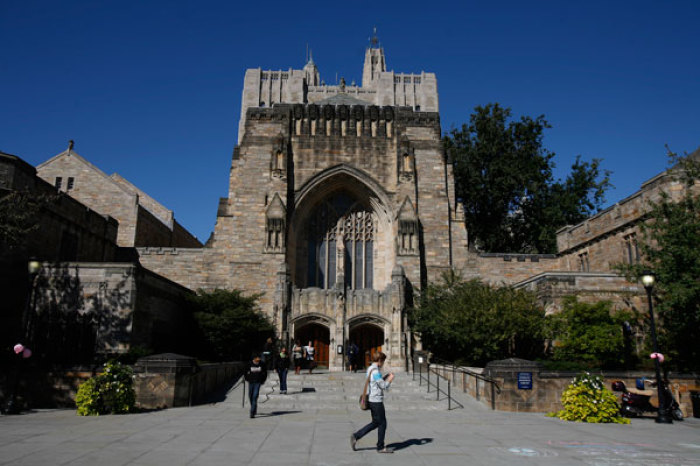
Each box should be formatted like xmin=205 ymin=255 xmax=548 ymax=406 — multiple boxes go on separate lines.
xmin=307 ymin=192 xmax=375 ymax=289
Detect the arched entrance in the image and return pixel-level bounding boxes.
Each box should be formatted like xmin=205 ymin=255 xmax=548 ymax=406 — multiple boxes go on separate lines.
xmin=295 ymin=323 xmax=330 ymax=368
xmin=349 ymin=324 xmax=384 ymax=369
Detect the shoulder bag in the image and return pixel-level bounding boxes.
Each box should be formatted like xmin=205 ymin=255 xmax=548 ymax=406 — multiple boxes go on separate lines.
xmin=359 ymin=368 xmax=375 ymax=411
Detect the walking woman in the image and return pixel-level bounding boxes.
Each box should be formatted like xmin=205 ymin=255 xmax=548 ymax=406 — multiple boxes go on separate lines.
xmin=304 ymin=340 xmax=316 ymax=374
xmin=351 ymin=352 xmax=394 ymax=453
xmin=276 ymin=347 xmax=290 ymax=394
xmin=292 ymin=340 xmax=304 ymax=375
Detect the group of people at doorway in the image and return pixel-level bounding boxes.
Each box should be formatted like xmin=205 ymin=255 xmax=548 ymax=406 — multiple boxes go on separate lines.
xmin=244 ymin=345 xmax=395 ymax=453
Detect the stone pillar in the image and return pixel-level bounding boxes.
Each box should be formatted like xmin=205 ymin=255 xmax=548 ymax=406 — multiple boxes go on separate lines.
xmin=485 ymin=358 xmax=543 ymax=412
xmin=274 ymin=263 xmax=291 ymax=345
xmin=391 ymin=265 xmax=407 ymax=371
xmin=133 ymin=353 xmax=198 ymax=409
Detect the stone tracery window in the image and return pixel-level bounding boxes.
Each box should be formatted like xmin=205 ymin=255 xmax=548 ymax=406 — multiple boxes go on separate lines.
xmin=307 ymin=192 xmax=375 ymax=289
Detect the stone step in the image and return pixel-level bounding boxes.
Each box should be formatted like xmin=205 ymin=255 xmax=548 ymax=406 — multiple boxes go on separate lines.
xmin=246 ymin=372 xmax=448 ymax=412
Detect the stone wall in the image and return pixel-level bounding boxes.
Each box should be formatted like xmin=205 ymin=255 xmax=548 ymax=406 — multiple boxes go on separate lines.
xmin=237 ymin=43 xmax=438 ymax=143
xmin=37 ymin=150 xmax=140 ymax=246
xmin=36 ymin=150 xmax=202 ymax=248
xmin=133 ymin=354 xmax=246 ymax=409
xmin=0 ymin=358 xmax=246 ymax=410
xmin=513 ymin=272 xmax=645 ymax=314
xmin=470 ymin=253 xmax=561 ymax=285
xmin=0 ymin=151 xmax=118 ymax=263
xmin=34 ymin=262 xmax=193 ymax=355
xmin=431 ymin=360 xmax=700 ymax=416
xmin=0 ymin=366 xmax=96 ymax=409
xmin=136 ymin=247 xmax=210 ymax=291
xmin=556 ymin=165 xmax=698 ymax=273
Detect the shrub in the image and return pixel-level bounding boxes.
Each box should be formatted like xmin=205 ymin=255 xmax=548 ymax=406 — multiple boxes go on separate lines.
xmin=410 ymin=272 xmax=546 ymax=365
xmin=547 ymin=373 xmax=629 ymax=424
xmin=187 ymin=289 xmax=274 ymax=361
xmin=546 ymin=297 xmax=634 ymax=369
xmin=75 ymin=361 xmax=136 ymax=416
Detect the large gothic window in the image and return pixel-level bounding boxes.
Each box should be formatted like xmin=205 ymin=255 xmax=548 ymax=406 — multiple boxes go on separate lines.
xmin=307 ymin=192 xmax=375 ymax=289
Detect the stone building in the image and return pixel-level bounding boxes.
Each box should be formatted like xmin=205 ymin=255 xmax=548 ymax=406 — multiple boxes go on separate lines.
xmin=0 ymin=151 xmax=194 ymax=363
xmin=521 ymin=148 xmax=700 ymax=314
xmin=37 ymin=148 xmax=202 ymax=248
xmin=139 ymin=40 xmax=467 ymax=371
xmin=39 ymin=38 xmax=689 ymax=370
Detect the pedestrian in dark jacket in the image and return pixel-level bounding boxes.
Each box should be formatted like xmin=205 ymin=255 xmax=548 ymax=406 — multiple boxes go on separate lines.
xmin=275 ymin=347 xmax=290 ymax=394
xmin=244 ymin=354 xmax=267 ymax=418
xmin=262 ymin=337 xmax=275 ymax=370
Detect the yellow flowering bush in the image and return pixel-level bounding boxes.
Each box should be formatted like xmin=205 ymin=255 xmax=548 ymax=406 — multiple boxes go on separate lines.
xmin=548 ymin=373 xmax=629 ymax=424
xmin=75 ymin=361 xmax=136 ymax=416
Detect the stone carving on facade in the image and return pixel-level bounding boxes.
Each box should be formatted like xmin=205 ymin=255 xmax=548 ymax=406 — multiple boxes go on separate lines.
xmin=271 ymin=135 xmax=287 ymax=179
xmin=264 ymin=193 xmax=286 ymax=253
xmin=398 ymin=138 xmax=415 ymax=182
xmin=397 ymin=197 xmax=419 ymax=256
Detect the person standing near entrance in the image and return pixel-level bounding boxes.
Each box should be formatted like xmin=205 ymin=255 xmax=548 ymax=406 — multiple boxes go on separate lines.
xmin=351 ymin=352 xmax=394 ymax=454
xmin=304 ymin=340 xmax=316 ymax=374
xmin=244 ymin=353 xmax=267 ymax=418
xmin=292 ymin=340 xmax=304 ymax=375
xmin=347 ymin=341 xmax=359 ymax=372
xmin=276 ymin=347 xmax=290 ymax=394
xmin=262 ymin=337 xmax=275 ymax=370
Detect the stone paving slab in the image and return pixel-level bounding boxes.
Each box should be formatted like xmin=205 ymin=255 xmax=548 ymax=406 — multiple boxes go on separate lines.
xmin=1 ymin=374 xmax=699 ymax=465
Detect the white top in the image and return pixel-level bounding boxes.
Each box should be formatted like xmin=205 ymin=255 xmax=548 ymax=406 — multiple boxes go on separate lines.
xmin=366 ymin=363 xmax=391 ymax=403
xmin=305 ymin=346 xmax=315 ymax=359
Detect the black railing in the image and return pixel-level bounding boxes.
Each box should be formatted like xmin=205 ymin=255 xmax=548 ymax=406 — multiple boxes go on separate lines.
xmin=414 ymin=360 xmax=463 ymax=410
xmin=415 ymin=355 xmax=501 ymax=410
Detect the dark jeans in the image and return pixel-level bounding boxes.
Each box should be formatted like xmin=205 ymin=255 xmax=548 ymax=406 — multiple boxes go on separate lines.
xmin=248 ymin=382 xmax=261 ymax=415
xmin=277 ymin=368 xmax=288 ymax=392
xmin=354 ymin=402 xmax=387 ymax=450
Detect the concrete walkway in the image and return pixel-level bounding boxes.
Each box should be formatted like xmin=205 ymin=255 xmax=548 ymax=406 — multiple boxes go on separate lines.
xmin=1 ymin=372 xmax=699 ymax=465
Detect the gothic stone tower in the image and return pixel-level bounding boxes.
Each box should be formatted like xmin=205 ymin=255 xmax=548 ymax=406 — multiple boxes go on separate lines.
xmin=206 ymin=42 xmax=466 ymax=371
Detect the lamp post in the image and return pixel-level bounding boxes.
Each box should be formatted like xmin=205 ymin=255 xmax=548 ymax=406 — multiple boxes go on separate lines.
xmin=2 ymin=259 xmax=41 ymax=414
xmin=641 ymin=271 xmax=672 ymax=424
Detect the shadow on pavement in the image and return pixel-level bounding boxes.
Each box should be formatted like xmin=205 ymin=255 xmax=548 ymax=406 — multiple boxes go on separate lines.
xmin=255 ymin=410 xmax=303 ymax=417
xmin=387 ymin=438 xmax=434 ymax=451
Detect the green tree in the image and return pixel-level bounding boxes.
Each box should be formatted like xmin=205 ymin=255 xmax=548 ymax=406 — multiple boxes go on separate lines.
xmin=0 ymin=191 xmax=54 ymax=250
xmin=546 ymin=297 xmax=632 ymax=369
xmin=187 ymin=289 xmax=274 ymax=361
xmin=444 ymin=103 xmax=610 ymax=253
xmin=410 ymin=273 xmax=545 ymax=366
xmin=616 ymin=149 xmax=700 ymax=371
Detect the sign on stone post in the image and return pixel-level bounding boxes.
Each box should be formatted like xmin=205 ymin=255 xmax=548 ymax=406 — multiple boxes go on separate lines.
xmin=517 ymin=372 xmax=533 ymax=390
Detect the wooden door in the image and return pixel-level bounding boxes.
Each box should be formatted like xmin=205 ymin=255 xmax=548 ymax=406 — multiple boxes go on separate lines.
xmin=295 ymin=323 xmax=330 ymax=368
xmin=349 ymin=324 xmax=384 ymax=369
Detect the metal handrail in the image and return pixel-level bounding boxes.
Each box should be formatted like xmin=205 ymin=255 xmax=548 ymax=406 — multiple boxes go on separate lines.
xmin=429 ymin=356 xmax=501 ymax=388
xmin=414 ymin=362 xmax=464 ymax=410
xmin=421 ymin=356 xmax=502 ymax=410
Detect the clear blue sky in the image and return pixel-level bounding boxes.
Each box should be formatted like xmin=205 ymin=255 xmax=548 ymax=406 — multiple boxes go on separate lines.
xmin=1 ymin=0 xmax=698 ymax=242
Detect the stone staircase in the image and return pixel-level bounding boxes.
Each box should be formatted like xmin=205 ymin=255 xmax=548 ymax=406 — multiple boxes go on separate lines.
xmin=254 ymin=371 xmax=448 ymax=411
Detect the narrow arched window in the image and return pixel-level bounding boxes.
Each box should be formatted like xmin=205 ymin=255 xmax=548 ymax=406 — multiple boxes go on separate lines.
xmin=306 ymin=192 xmax=375 ymax=289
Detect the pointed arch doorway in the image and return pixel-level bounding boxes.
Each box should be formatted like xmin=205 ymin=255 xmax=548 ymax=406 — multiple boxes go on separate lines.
xmin=349 ymin=323 xmax=384 ymax=369
xmin=295 ymin=323 xmax=330 ymax=368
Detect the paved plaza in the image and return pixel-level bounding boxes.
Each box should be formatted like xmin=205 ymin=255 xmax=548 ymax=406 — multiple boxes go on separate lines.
xmin=1 ymin=372 xmax=699 ymax=465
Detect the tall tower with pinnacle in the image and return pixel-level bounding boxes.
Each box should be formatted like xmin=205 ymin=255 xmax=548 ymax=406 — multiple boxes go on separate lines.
xmin=303 ymin=50 xmax=320 ymax=86
xmin=362 ymin=27 xmax=386 ymax=88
